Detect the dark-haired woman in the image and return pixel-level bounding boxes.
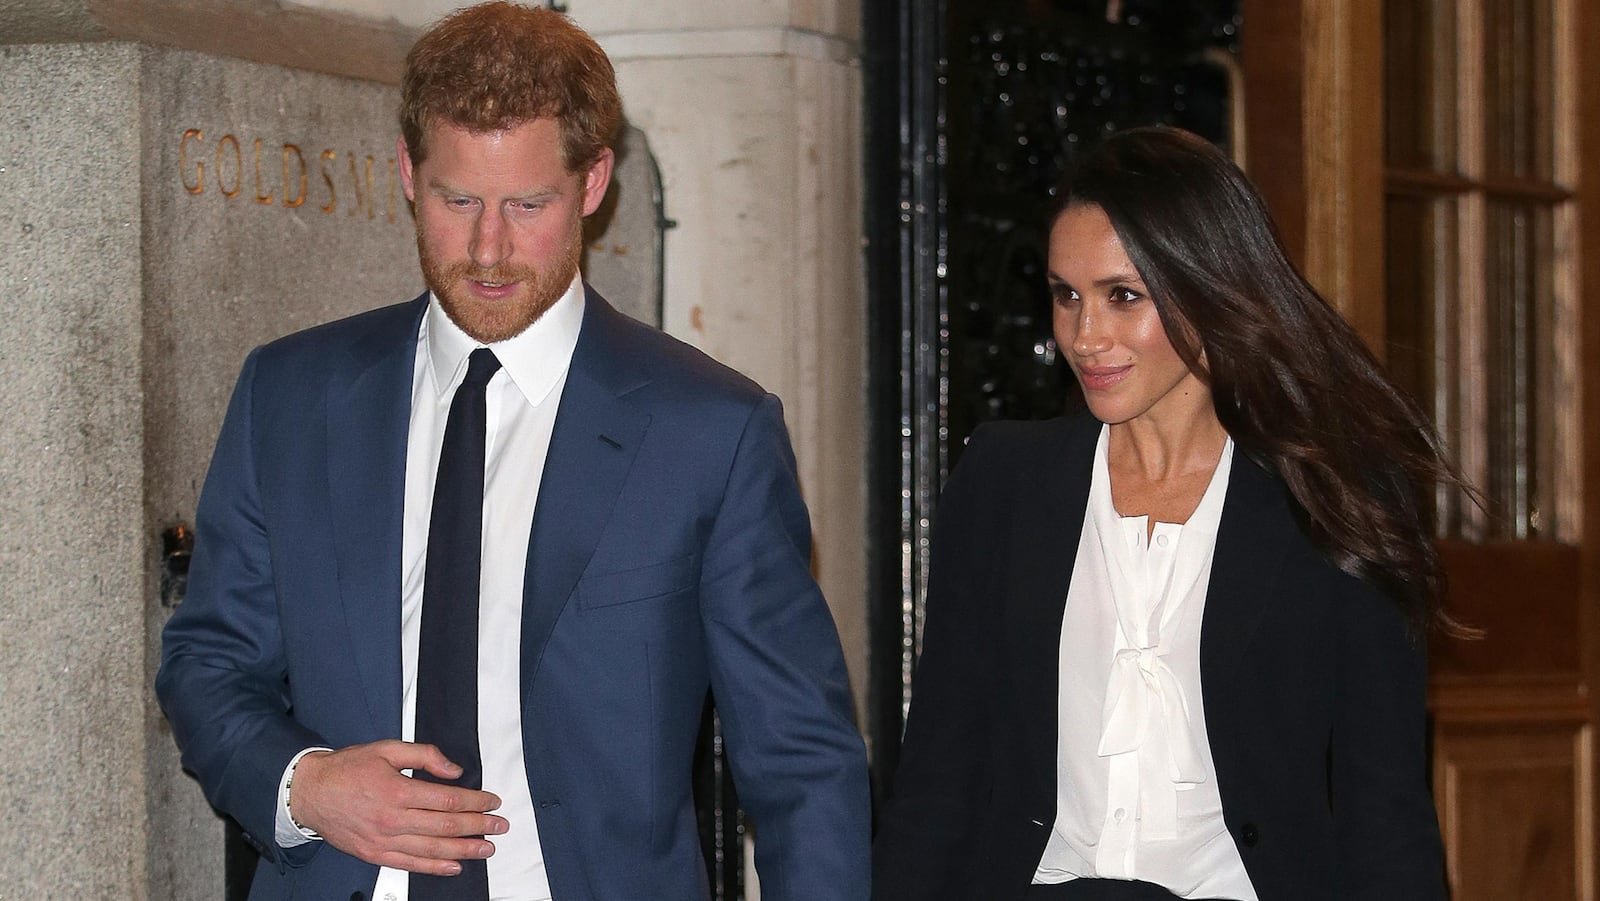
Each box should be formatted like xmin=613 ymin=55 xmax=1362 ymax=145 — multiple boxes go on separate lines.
xmin=872 ymin=126 xmax=1451 ymax=901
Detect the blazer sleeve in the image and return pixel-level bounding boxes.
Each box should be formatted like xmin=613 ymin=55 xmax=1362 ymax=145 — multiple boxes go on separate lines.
xmin=873 ymin=425 xmax=1005 ymax=901
xmin=155 ymin=349 xmax=328 ymax=870
xmin=696 ymin=392 xmax=871 ymax=901
xmin=1332 ymin=576 xmax=1446 ymax=899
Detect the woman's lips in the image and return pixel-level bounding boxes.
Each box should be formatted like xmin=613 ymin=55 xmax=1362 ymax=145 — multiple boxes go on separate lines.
xmin=1076 ymin=364 xmax=1132 ymax=391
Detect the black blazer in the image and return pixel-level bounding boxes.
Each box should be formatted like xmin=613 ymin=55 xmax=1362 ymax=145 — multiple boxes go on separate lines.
xmin=873 ymin=414 xmax=1445 ymax=901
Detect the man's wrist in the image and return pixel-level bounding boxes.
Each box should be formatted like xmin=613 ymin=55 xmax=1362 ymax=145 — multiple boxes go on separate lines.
xmin=276 ymin=747 xmax=332 ymax=846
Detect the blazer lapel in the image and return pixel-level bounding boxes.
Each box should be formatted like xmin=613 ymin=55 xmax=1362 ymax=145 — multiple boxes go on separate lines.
xmin=1008 ymin=415 xmax=1100 ymax=799
xmin=1201 ymin=450 xmax=1297 ymax=687
xmin=326 ymin=298 xmax=425 ymax=740
xmin=520 ymin=293 xmax=652 ymax=684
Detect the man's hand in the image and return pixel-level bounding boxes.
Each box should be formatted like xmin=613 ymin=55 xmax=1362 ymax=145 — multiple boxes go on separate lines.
xmin=290 ymin=740 xmax=508 ymax=876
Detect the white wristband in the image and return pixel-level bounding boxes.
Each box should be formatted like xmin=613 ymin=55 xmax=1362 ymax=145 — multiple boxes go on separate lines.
xmin=278 ymin=747 xmax=332 ymax=843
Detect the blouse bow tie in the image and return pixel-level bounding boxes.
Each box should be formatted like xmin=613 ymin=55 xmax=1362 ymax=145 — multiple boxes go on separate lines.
xmin=1097 ymin=645 xmax=1208 ymax=839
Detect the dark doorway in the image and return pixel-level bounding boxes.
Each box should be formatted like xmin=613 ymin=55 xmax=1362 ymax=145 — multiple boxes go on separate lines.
xmin=864 ymin=0 xmax=1241 ymax=805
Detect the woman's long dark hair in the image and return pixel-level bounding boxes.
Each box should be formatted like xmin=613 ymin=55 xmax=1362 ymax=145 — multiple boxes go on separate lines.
xmin=1052 ymin=126 xmax=1470 ymax=636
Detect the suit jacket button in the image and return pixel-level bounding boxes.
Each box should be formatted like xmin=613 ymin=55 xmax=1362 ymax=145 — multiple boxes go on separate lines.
xmin=1240 ymin=823 xmax=1259 ymax=847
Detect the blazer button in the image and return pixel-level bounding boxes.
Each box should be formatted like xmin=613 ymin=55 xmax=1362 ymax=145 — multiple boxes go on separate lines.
xmin=1240 ymin=823 xmax=1260 ymax=847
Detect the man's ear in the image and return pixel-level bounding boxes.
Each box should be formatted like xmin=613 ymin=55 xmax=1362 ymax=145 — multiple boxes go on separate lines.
xmin=398 ymin=136 xmax=417 ymax=203
xmin=580 ymin=147 xmax=615 ymax=217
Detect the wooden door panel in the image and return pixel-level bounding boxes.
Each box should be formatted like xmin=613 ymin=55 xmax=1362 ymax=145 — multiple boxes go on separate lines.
xmin=1433 ymin=541 xmax=1582 ymax=677
xmin=1434 ymin=721 xmax=1592 ymax=900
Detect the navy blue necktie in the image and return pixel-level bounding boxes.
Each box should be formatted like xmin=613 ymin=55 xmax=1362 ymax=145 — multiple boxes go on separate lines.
xmin=412 ymin=348 xmax=501 ymax=900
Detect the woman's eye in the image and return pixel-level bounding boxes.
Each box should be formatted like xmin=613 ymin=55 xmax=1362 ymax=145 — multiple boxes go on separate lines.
xmin=1051 ymin=286 xmax=1080 ymax=304
xmin=1111 ymin=286 xmax=1142 ymax=304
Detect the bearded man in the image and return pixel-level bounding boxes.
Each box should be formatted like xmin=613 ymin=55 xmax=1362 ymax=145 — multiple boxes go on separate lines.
xmin=155 ymin=5 xmax=870 ymax=900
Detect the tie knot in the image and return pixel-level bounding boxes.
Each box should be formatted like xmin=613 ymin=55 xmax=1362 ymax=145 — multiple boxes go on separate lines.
xmin=463 ymin=348 xmax=502 ymax=388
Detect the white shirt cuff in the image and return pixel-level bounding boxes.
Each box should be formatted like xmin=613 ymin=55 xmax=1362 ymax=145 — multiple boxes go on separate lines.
xmin=274 ymin=747 xmax=334 ymax=848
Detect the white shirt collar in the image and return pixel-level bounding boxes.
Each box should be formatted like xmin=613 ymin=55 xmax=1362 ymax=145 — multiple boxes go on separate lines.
xmin=422 ymin=274 xmax=586 ymax=407
xmin=1087 ymin=425 xmax=1234 ymax=642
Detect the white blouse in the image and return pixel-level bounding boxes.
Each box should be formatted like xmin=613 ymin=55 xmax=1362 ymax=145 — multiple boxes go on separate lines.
xmin=1033 ymin=425 xmax=1258 ymax=900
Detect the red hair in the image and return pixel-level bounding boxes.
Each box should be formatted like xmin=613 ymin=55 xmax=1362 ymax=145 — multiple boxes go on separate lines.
xmin=401 ymin=2 xmax=622 ymax=171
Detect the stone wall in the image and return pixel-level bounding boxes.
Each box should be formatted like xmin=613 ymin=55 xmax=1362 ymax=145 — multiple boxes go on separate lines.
xmin=0 ymin=41 xmax=423 ymax=897
xmin=139 ymin=47 xmax=425 ymax=899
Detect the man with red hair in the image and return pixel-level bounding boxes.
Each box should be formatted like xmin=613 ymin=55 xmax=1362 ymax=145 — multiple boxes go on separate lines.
xmin=157 ymin=5 xmax=869 ymax=900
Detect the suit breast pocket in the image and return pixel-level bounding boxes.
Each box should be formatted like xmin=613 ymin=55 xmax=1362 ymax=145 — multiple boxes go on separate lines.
xmin=576 ymin=554 xmax=699 ymax=610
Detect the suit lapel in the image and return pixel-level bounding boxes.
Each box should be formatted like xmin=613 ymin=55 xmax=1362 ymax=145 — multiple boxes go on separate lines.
xmin=1201 ymin=450 xmax=1297 ymax=687
xmin=520 ymin=293 xmax=652 ymax=683
xmin=1009 ymin=415 xmax=1100 ymax=798
xmin=326 ymin=298 xmax=425 ymax=740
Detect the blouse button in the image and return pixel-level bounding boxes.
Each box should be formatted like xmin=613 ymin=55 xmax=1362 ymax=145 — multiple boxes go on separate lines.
xmin=1155 ymin=533 xmax=1169 ymax=548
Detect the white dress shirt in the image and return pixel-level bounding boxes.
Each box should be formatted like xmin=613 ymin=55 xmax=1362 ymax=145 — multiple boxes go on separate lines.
xmin=277 ymin=275 xmax=585 ymax=901
xmin=1033 ymin=425 xmax=1258 ymax=900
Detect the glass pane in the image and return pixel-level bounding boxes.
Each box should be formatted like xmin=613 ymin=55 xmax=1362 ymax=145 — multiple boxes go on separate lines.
xmin=1483 ymin=0 xmax=1556 ymax=180
xmin=1484 ymin=200 xmax=1556 ymax=538
xmin=1385 ymin=196 xmax=1439 ymax=413
xmin=1385 ymin=193 xmax=1463 ymax=535
xmin=1384 ymin=0 xmax=1457 ymax=172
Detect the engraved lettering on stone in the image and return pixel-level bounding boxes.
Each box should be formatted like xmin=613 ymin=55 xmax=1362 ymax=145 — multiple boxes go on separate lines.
xmin=180 ymin=129 xmax=205 ymax=195
xmin=216 ymin=134 xmax=243 ymax=200
xmin=386 ymin=157 xmax=398 ymax=223
xmin=347 ymin=153 xmax=375 ymax=220
xmin=172 ymin=128 xmax=406 ymax=228
xmin=364 ymin=155 xmax=376 ymax=221
xmin=320 ymin=150 xmax=338 ymax=214
xmin=252 ymin=138 xmax=275 ymax=206
xmin=282 ymin=144 xmax=308 ymax=208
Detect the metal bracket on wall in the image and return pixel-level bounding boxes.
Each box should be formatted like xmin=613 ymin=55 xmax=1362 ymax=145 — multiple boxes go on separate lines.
xmin=160 ymin=523 xmax=194 ymax=608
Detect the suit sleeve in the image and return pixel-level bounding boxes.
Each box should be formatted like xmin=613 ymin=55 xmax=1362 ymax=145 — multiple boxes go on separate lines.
xmin=696 ymin=392 xmax=871 ymax=901
xmin=155 ymin=349 xmax=328 ymax=869
xmin=872 ymin=426 xmax=1002 ymax=901
xmin=1332 ymin=579 xmax=1447 ymax=899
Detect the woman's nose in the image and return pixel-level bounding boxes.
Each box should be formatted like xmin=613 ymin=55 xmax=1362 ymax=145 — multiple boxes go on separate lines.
xmin=1072 ymin=309 xmax=1113 ymax=355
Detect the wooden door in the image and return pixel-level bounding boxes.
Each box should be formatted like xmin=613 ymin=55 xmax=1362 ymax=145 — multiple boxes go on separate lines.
xmin=1244 ymin=0 xmax=1600 ymax=896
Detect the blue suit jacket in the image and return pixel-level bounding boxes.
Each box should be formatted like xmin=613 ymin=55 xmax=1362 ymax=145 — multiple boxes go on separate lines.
xmin=157 ymin=288 xmax=870 ymax=900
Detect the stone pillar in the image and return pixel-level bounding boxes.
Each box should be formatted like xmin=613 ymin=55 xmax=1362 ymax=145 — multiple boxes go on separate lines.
xmin=582 ymin=0 xmax=870 ymax=735
xmin=0 ymin=43 xmax=149 ymax=901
